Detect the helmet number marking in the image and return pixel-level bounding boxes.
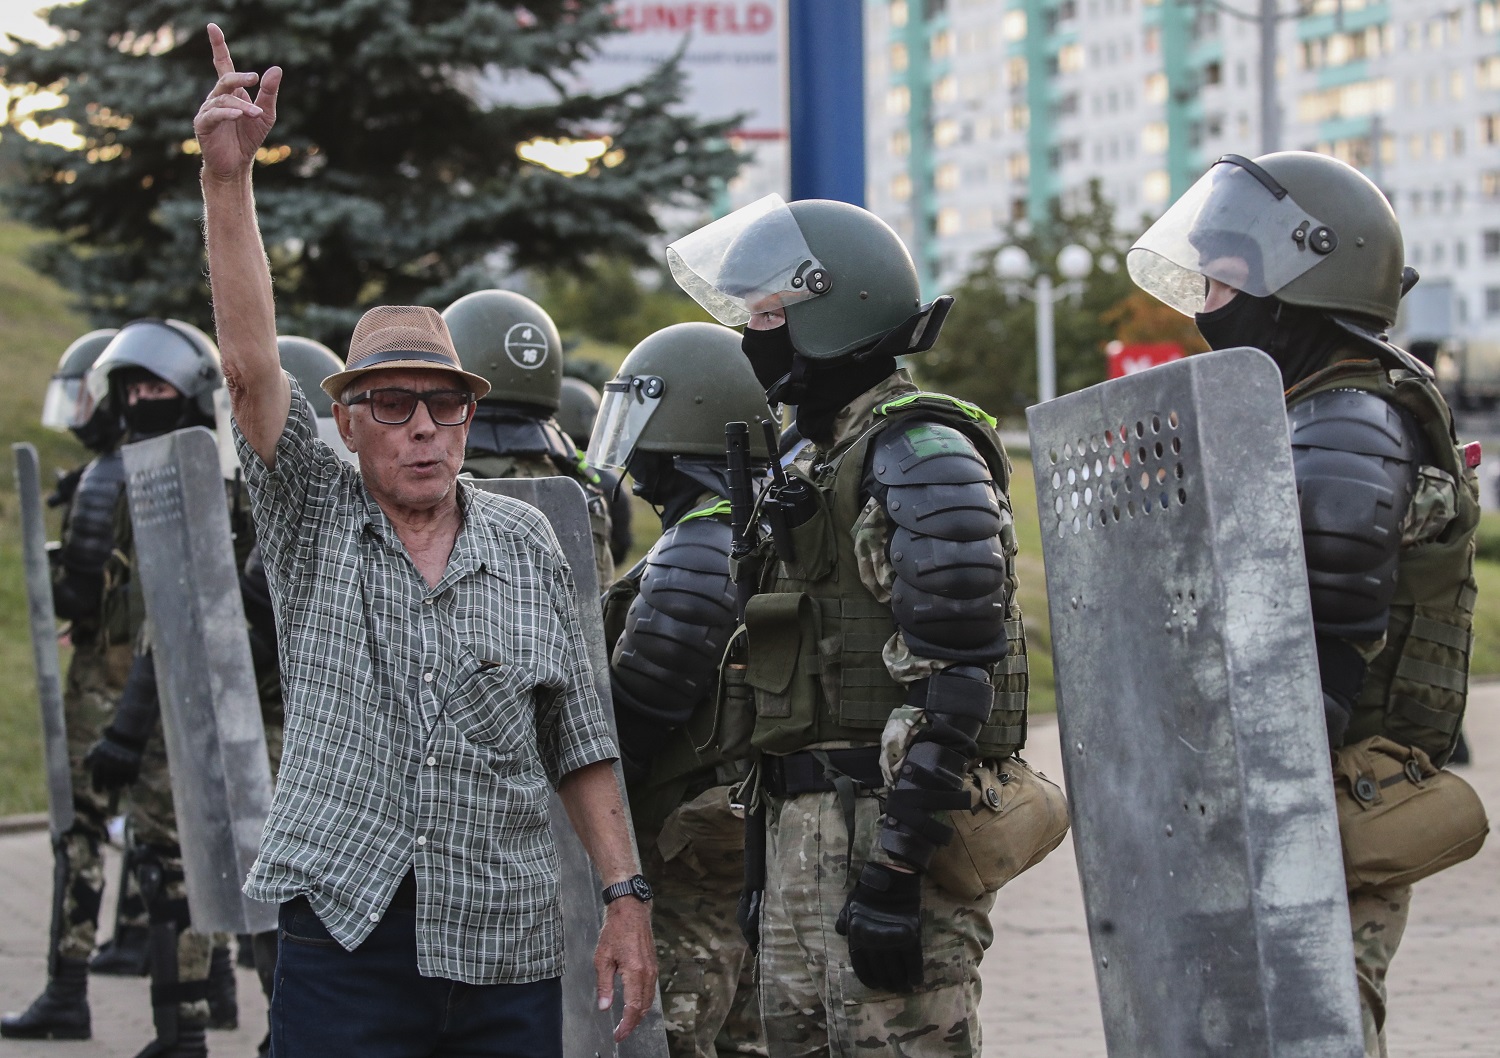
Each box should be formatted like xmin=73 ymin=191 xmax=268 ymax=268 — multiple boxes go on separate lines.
xmin=504 ymin=323 xmax=550 ymax=370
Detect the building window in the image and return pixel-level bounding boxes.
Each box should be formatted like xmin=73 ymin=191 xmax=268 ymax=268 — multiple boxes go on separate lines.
xmin=891 ymin=173 xmax=913 ymax=201
xmin=1483 ymin=1 xmax=1500 ymax=34
xmin=889 ymin=43 xmax=909 ymax=73
xmin=1481 ymin=114 xmax=1500 ymax=146
xmin=1486 ymin=288 xmax=1500 ymax=319
xmin=1482 ymin=170 xmax=1500 ymax=199
xmin=934 ymin=162 xmax=959 ymax=191
xmin=1141 ymin=122 xmax=1168 ymax=154
xmin=1483 ymin=231 xmax=1500 ymax=259
xmin=1007 ymin=152 xmax=1030 ymax=180
xmin=889 ymin=130 xmax=911 ymax=156
xmin=1481 ymin=56 xmax=1500 ymax=91
xmin=890 ymin=0 xmax=909 ymax=28
xmin=1003 ymin=10 xmax=1026 ymax=41
xmin=1143 ymin=170 xmax=1171 ymax=205
xmin=886 ymin=86 xmax=911 ymax=117
xmin=930 ymin=31 xmax=954 ymax=62
xmin=933 ymin=76 xmax=958 ymax=104
xmin=1457 ymin=239 xmax=1468 ymax=267
xmin=1145 ymin=72 xmax=1168 ymax=103
xmin=1202 ymin=61 xmax=1223 ymax=86
xmin=1058 ymin=43 xmax=1086 ymax=74
xmin=933 ymin=119 xmax=960 ymax=148
xmin=936 ymin=207 xmax=962 ymax=236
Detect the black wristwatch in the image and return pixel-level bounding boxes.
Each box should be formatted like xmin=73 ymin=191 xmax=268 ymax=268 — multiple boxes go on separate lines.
xmin=602 ymin=873 xmax=654 ymax=905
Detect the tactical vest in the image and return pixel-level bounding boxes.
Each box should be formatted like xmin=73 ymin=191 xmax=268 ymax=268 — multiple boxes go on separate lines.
xmin=744 ymin=394 xmax=1028 ymax=759
xmin=1286 ymin=348 xmax=1480 ymax=765
xmin=602 ymin=497 xmax=753 ymax=831
xmin=462 ymin=450 xmax=615 ymax=589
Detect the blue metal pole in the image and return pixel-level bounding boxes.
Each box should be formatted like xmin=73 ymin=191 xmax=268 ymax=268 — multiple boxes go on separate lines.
xmin=788 ymin=0 xmax=865 ymax=205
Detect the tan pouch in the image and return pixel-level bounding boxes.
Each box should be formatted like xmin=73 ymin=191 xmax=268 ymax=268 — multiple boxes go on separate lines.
xmin=927 ymin=756 xmax=1070 ymax=902
xmin=1334 ymin=735 xmax=1489 ymax=891
xmin=656 ymin=785 xmax=746 ymax=880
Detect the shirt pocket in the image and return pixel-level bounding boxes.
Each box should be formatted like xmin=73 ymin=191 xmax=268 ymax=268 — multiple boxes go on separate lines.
xmin=443 ymin=646 xmax=535 ymax=759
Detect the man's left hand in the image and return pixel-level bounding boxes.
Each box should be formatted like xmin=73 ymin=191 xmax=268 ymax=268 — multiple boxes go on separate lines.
xmin=594 ymin=896 xmax=657 ymax=1042
xmin=836 ymin=861 xmax=924 ymax=993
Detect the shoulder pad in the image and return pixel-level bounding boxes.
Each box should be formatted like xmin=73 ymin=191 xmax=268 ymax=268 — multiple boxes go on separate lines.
xmin=883 ymin=478 xmax=1003 ymax=541
xmin=1289 ymin=389 xmax=1423 ymax=463
xmin=60 ymin=450 xmax=126 ymax=575
xmin=872 ymin=420 xmax=993 ymax=486
xmin=648 ymin=516 xmax=733 ymax=576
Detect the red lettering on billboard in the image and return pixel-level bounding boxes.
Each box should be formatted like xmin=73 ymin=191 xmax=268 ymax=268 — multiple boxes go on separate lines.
xmin=613 ymin=2 xmax=776 ymax=34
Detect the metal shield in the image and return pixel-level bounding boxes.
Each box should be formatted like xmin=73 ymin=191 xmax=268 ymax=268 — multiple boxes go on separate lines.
xmin=121 ymin=427 xmax=277 ymax=935
xmin=468 ymin=476 xmax=667 ymax=1058
xmin=1026 ymin=348 xmax=1362 ymax=1058
xmin=13 ymin=443 xmax=74 ymax=839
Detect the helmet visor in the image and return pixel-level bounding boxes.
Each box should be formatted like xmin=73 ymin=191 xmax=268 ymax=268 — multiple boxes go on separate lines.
xmin=85 ymin=324 xmax=214 ymax=407
xmin=587 ymin=375 xmax=665 ymax=470
xmin=1127 ymin=158 xmax=1335 ymax=315
xmin=41 ymin=378 xmax=82 ymax=431
xmin=667 ymin=195 xmax=827 ymax=327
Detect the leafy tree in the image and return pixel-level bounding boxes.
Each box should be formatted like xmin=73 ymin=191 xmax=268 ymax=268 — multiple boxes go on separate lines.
xmin=1099 ymin=288 xmax=1210 ymax=354
xmin=540 ymin=256 xmax=712 ymax=350
xmin=0 ymin=1 xmax=743 ymax=350
xmin=918 ymin=182 xmax=1137 ymax=420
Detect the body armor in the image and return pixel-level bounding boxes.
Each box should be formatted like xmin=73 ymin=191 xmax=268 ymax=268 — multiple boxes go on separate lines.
xmin=52 ymin=451 xmax=125 ymax=633
xmin=744 ymin=389 xmax=1027 ymax=760
xmin=603 ymin=496 xmax=750 ymax=831
xmin=1287 ymin=346 xmax=1480 ymax=765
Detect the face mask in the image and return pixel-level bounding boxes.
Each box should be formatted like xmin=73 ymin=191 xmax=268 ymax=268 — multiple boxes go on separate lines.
xmin=793 ymin=354 xmax=899 ymax=446
xmin=122 ymin=396 xmax=187 ymax=438
xmin=741 ymin=323 xmax=796 ymax=393
xmin=1195 ymin=292 xmax=1340 ymax=388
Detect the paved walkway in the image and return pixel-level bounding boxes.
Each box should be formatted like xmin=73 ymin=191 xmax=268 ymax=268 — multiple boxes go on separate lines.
xmin=2 ymin=685 xmax=1496 ymax=1056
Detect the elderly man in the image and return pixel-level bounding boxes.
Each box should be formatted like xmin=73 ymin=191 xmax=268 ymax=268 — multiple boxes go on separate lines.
xmin=193 ymin=24 xmax=655 ymax=1058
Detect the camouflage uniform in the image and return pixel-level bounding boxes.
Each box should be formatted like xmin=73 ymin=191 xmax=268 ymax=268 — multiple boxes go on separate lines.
xmin=462 ymin=449 xmax=615 ymax=590
xmin=1349 ymin=884 xmax=1412 ymax=1058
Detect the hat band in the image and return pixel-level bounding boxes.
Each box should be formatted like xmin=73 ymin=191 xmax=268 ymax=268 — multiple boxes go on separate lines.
xmin=348 ymin=347 xmax=463 ymax=372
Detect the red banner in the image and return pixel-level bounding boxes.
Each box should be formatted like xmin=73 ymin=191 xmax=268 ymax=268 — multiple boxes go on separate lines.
xmin=1106 ymin=341 xmax=1183 ymax=379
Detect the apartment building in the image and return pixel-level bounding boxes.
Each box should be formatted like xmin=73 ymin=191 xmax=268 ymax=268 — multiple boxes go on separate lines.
xmin=864 ymin=0 xmax=1500 ymax=342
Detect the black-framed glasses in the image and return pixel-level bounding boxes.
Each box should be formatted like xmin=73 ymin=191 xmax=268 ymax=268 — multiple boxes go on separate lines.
xmin=347 ymin=387 xmax=475 ymax=426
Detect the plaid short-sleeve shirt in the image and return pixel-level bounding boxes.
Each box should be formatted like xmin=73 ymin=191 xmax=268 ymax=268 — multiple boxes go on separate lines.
xmin=235 ymin=380 xmax=616 ymax=984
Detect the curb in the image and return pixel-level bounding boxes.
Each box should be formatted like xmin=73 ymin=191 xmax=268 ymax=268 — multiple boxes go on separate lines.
xmin=0 ymin=812 xmax=48 ymax=835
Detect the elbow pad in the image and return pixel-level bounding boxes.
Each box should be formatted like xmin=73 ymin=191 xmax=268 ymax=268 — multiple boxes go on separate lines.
xmin=870 ymin=423 xmax=1009 ymax=662
xmin=54 ymin=451 xmax=125 ymax=621
xmin=1289 ymin=390 xmax=1420 ymax=638
xmin=610 ymin=516 xmax=737 ymax=735
xmin=112 ymin=651 xmax=161 ymax=745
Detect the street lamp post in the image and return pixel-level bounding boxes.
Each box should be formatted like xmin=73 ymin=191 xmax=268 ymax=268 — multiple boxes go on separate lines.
xmin=995 ymin=244 xmax=1094 ymax=404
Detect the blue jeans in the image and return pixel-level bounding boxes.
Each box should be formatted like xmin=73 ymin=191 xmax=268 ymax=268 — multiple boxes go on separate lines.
xmin=271 ymin=897 xmax=562 ymax=1058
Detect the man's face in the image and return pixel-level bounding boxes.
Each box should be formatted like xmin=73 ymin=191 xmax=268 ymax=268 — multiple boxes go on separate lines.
xmin=126 ymin=378 xmax=181 ymax=404
xmin=332 ymin=368 xmax=474 ymax=514
xmin=747 ymin=308 xmax=786 ymax=331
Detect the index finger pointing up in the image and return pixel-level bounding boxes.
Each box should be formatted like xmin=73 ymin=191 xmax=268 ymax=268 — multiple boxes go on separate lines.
xmin=208 ymin=23 xmax=236 ymax=77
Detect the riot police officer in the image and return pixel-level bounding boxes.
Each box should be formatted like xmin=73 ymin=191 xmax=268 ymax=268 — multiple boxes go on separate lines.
xmin=3 ymin=329 xmax=128 ymax=1041
xmin=442 ymin=290 xmax=615 ymax=588
xmin=588 ymin=323 xmax=773 ymax=1057
xmin=560 ymin=375 xmax=633 ymax=565
xmin=78 ymin=318 xmax=234 ymax=1058
xmin=668 ymin=197 xmax=1031 ymax=1056
xmin=1129 ymin=150 xmax=1482 ymax=1057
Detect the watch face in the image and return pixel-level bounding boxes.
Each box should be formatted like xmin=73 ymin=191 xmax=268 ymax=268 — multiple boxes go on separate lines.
xmin=631 ymin=875 xmax=654 ymax=902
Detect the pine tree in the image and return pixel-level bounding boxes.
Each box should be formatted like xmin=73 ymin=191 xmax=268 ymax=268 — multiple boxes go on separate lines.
xmin=0 ymin=1 xmax=743 ymax=350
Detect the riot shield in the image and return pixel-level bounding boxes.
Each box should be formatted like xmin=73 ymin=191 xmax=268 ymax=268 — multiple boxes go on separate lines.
xmin=469 ymin=476 xmax=667 ymax=1058
xmin=13 ymin=443 xmax=74 ymax=839
xmin=1026 ymin=348 xmax=1362 ymax=1058
xmin=121 ymin=427 xmax=277 ymax=935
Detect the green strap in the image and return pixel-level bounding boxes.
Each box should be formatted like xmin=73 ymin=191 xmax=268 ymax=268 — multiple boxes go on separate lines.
xmin=1408 ymin=615 xmax=1473 ymax=653
xmin=678 ymin=499 xmax=732 ymax=524
xmin=877 ymin=392 xmax=999 ymax=429
xmin=991 ymin=691 xmax=1028 ymax=712
xmin=1457 ymin=582 xmax=1479 ymax=614
xmin=1391 ymin=694 xmax=1462 ymax=735
xmin=995 ymin=653 xmax=1029 ymax=676
xmin=810 ymin=749 xmax=863 ymax=871
xmin=572 ymin=451 xmax=602 ymax=485
xmin=1395 ymin=656 xmax=1469 ymax=695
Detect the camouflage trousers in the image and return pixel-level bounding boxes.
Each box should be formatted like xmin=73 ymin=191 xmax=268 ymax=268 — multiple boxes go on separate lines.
xmin=640 ymin=786 xmax=764 ymax=1058
xmin=759 ymin=789 xmax=994 ymax=1057
xmin=1350 ymin=883 xmax=1413 ymax=1058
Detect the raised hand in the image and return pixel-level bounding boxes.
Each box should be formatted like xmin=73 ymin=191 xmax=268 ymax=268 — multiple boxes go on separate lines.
xmin=193 ymin=23 xmax=281 ymax=183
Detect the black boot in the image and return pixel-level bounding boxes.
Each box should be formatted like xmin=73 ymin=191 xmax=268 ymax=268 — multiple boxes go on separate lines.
xmin=206 ymin=944 xmax=237 ymax=1030
xmin=131 ymin=1025 xmax=207 ymax=1058
xmin=235 ymin=933 xmax=256 ymax=969
xmin=0 ymin=957 xmax=91 ymax=1040
xmin=91 ymin=924 xmax=152 ymax=975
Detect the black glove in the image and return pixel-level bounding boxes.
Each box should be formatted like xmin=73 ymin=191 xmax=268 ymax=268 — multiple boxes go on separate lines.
xmin=84 ymin=726 xmax=146 ymax=792
xmin=835 ymin=861 xmax=923 ymax=993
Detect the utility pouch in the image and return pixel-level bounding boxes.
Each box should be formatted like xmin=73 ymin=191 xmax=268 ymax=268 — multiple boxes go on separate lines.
xmin=927 ymin=756 xmax=1070 ymax=901
xmin=656 ymin=785 xmax=747 ymax=880
xmin=744 ymin=592 xmax=822 ymax=753
xmin=1333 ymin=735 xmax=1488 ymax=891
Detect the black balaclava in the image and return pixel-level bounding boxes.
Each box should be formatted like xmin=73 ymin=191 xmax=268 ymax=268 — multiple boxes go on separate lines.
xmin=122 ymin=396 xmax=191 ymax=438
xmin=741 ymin=323 xmax=797 ymax=391
xmin=1194 ymin=293 xmax=1347 ymax=389
xmin=626 ymin=451 xmax=706 ymax=528
xmin=789 ymin=354 xmax=899 ymax=447
xmin=71 ymin=407 xmax=122 ymax=454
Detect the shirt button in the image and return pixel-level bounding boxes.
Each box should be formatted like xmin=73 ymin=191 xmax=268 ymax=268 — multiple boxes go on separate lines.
xmin=369 ymin=912 xmax=380 ymax=923
xmin=423 ymin=672 xmax=434 ymax=683
xmin=416 ymin=835 xmax=427 ymax=846
xmin=424 ymin=597 xmax=435 ymax=606
xmin=426 ymin=756 xmax=437 ymax=766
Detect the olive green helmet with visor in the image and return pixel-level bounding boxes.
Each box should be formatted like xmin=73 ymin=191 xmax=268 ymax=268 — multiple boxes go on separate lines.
xmin=668 ymin=194 xmax=951 ymax=362
xmin=587 ymin=322 xmax=775 ymax=470
xmin=277 ymin=335 xmax=344 ymax=418
xmin=85 ymin=319 xmax=223 ymax=419
xmin=1128 ymin=152 xmax=1404 ymax=325
xmin=42 ymin=329 xmax=118 ymax=431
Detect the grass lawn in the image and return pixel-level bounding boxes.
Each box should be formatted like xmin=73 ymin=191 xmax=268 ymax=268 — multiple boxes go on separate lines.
xmin=0 ymin=221 xmax=1495 ymax=814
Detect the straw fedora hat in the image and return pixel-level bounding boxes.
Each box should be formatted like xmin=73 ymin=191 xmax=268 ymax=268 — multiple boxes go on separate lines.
xmin=320 ymin=305 xmax=491 ymax=401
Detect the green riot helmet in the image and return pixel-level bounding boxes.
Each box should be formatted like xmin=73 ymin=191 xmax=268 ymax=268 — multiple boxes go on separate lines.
xmin=442 ymin=289 xmax=563 ymax=411
xmin=587 ymin=322 xmax=775 ymax=470
xmin=277 ymin=335 xmax=344 ymax=418
xmin=1129 ymin=151 xmax=1405 ymax=326
xmin=42 ymin=329 xmax=117 ymax=432
xmin=86 ymin=318 xmax=223 ymax=420
xmin=557 ymin=376 xmax=602 ymax=448
xmin=668 ymin=194 xmax=951 ymax=361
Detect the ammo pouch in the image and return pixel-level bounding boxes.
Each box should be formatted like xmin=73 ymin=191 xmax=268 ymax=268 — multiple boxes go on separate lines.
xmin=1333 ymin=735 xmax=1488 ymax=891
xmin=927 ymin=756 xmax=1070 ymax=902
xmin=744 ymin=592 xmax=825 ymax=754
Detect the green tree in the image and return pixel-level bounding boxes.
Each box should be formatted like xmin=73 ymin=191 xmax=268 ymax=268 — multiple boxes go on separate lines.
xmin=919 ymin=182 xmax=1137 ymax=420
xmin=0 ymin=2 xmax=743 ymax=349
xmin=540 ymin=256 xmax=712 ymax=350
